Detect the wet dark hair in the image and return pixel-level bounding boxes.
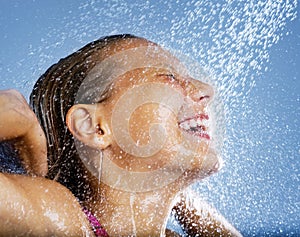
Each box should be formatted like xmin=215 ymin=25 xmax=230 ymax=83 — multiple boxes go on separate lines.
xmin=29 ymin=34 xmax=141 ymax=200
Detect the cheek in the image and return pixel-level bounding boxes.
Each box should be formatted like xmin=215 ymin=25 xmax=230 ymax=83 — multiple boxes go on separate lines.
xmin=128 ymin=104 xmax=181 ymax=146
xmin=110 ymin=101 xmax=212 ymax=172
xmin=127 ymin=104 xmax=182 ymax=166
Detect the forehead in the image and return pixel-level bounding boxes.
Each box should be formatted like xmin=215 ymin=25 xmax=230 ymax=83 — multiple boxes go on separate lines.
xmin=90 ymin=37 xmax=154 ymax=61
xmin=76 ymin=38 xmax=188 ymax=103
xmin=92 ymin=38 xmax=188 ymax=76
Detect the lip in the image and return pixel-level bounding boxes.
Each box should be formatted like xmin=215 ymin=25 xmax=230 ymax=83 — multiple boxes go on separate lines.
xmin=178 ymin=114 xmax=209 ymax=124
xmin=178 ymin=114 xmax=210 ymax=140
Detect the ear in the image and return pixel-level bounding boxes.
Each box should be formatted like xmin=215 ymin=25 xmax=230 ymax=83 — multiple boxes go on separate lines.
xmin=66 ymin=104 xmax=112 ymax=149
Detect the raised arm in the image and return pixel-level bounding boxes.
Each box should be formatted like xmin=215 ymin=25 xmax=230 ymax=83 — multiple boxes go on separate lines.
xmin=0 ymin=90 xmax=95 ymax=236
xmin=172 ymin=191 xmax=242 ymax=237
xmin=0 ymin=89 xmax=47 ymax=176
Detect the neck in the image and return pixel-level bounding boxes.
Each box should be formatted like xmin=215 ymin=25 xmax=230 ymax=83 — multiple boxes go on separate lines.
xmin=84 ymin=179 xmax=182 ymax=236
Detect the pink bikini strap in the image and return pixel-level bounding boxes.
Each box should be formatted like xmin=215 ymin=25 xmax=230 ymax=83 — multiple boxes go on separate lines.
xmin=83 ymin=207 xmax=109 ymax=237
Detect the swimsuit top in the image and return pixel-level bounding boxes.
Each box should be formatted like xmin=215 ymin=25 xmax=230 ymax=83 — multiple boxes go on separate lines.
xmin=83 ymin=207 xmax=109 ymax=237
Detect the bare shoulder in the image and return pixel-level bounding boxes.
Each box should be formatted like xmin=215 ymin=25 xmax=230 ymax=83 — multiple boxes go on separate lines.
xmin=0 ymin=173 xmax=94 ymax=236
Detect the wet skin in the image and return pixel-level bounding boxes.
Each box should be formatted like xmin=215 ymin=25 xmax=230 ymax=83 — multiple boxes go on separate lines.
xmin=0 ymin=37 xmax=241 ymax=236
xmin=67 ymin=38 xmax=222 ymax=235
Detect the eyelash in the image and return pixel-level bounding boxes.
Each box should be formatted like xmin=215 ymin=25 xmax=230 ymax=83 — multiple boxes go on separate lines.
xmin=166 ymin=74 xmax=177 ymax=80
xmin=158 ymin=73 xmax=179 ymax=82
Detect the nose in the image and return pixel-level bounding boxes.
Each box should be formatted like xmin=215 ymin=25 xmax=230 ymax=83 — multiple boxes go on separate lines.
xmin=186 ymin=77 xmax=214 ymax=104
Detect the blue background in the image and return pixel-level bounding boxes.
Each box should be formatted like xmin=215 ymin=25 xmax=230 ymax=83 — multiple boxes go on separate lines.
xmin=0 ymin=1 xmax=299 ymax=236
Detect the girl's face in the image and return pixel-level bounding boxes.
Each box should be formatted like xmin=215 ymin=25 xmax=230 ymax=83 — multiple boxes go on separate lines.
xmin=71 ymin=38 xmax=221 ymax=192
xmin=104 ymin=67 xmax=215 ymax=169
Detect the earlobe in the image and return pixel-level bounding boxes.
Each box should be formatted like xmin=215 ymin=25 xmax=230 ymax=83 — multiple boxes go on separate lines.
xmin=66 ymin=104 xmax=112 ymax=149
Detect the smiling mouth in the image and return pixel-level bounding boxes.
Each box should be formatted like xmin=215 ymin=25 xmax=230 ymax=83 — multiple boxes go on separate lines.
xmin=178 ymin=114 xmax=210 ymax=140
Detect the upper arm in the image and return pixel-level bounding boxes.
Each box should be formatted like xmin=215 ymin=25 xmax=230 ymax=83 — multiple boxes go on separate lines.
xmin=0 ymin=173 xmax=94 ymax=236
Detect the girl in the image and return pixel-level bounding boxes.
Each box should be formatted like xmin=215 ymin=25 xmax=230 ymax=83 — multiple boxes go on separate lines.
xmin=0 ymin=34 xmax=241 ymax=236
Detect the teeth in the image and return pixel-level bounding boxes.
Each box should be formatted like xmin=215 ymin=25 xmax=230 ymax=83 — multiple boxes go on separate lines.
xmin=180 ymin=122 xmax=190 ymax=130
xmin=190 ymin=119 xmax=197 ymax=127
xmin=202 ymin=119 xmax=209 ymax=127
xmin=179 ymin=117 xmax=209 ymax=131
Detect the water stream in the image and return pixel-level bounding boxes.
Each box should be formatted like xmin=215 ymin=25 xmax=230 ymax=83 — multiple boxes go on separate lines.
xmin=0 ymin=0 xmax=299 ymax=236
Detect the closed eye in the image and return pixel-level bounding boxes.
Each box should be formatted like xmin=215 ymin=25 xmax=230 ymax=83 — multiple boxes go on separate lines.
xmin=157 ymin=73 xmax=178 ymax=82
